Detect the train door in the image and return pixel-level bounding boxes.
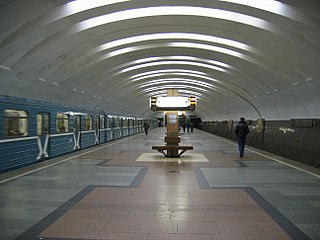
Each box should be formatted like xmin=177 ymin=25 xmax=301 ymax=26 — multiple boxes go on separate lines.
xmin=95 ymin=116 xmax=100 ymax=144
xmin=36 ymin=112 xmax=50 ymax=160
xmin=120 ymin=117 xmax=123 ymax=137
xmin=102 ymin=115 xmax=108 ymax=143
xmin=73 ymin=115 xmax=81 ymax=150
xmin=109 ymin=116 xmax=114 ymax=140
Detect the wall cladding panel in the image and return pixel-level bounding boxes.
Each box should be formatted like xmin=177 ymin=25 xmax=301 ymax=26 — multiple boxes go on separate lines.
xmin=201 ymin=119 xmax=320 ymax=168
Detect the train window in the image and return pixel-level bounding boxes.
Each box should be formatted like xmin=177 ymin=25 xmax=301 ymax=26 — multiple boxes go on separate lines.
xmin=114 ymin=117 xmax=117 ymax=128
xmin=37 ymin=113 xmax=49 ymax=135
xmin=114 ymin=117 xmax=119 ymax=128
xmin=95 ymin=116 xmax=100 ymax=130
xmin=85 ymin=115 xmax=92 ymax=130
xmin=106 ymin=116 xmax=110 ymax=128
xmin=4 ymin=109 xmax=28 ymax=138
xmin=56 ymin=113 xmax=69 ymax=133
xmin=123 ymin=118 xmax=128 ymax=127
xmin=37 ymin=115 xmax=42 ymax=134
xmin=43 ymin=114 xmax=49 ymax=133
xmin=74 ymin=115 xmax=80 ymax=131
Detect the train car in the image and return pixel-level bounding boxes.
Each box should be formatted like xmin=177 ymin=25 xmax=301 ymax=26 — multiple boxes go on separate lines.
xmin=0 ymin=95 xmax=146 ymax=173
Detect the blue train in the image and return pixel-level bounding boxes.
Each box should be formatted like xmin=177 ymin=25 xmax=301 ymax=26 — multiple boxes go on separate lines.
xmin=0 ymin=95 xmax=157 ymax=173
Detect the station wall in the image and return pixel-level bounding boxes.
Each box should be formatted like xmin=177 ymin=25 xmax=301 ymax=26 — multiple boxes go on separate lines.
xmin=200 ymin=119 xmax=320 ymax=168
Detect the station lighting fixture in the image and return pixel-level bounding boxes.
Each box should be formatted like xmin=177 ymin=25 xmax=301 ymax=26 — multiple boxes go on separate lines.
xmin=150 ymin=96 xmax=197 ymax=111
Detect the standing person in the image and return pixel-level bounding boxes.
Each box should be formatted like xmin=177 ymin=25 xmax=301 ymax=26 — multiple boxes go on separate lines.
xmin=186 ymin=117 xmax=190 ymax=133
xmin=143 ymin=120 xmax=150 ymax=136
xmin=181 ymin=115 xmax=186 ymax=133
xmin=190 ymin=120 xmax=194 ymax=133
xmin=235 ymin=117 xmax=249 ymax=158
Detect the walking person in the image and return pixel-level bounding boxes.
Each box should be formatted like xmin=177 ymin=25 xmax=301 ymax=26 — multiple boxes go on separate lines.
xmin=235 ymin=117 xmax=249 ymax=158
xmin=143 ymin=120 xmax=150 ymax=136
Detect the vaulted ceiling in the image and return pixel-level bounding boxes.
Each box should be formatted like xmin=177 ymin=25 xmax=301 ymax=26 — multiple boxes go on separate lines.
xmin=0 ymin=0 xmax=319 ymax=120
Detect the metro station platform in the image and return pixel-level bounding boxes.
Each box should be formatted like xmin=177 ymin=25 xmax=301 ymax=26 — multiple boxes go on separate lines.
xmin=1 ymin=127 xmax=320 ymax=240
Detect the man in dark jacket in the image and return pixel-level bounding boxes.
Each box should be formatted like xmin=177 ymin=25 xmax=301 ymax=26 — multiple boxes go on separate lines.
xmin=143 ymin=120 xmax=150 ymax=136
xmin=235 ymin=117 xmax=249 ymax=158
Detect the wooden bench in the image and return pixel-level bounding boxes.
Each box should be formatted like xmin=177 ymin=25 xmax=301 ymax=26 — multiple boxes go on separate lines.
xmin=152 ymin=145 xmax=193 ymax=157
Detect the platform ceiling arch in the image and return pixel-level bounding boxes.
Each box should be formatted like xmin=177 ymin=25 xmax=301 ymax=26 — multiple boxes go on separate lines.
xmin=0 ymin=0 xmax=319 ymax=120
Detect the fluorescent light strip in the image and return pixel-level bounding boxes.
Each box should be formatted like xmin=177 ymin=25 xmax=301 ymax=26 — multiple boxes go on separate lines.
xmin=178 ymin=90 xmax=203 ymax=97
xmin=104 ymin=42 xmax=250 ymax=64
xmin=169 ymin=42 xmax=244 ymax=57
xmin=93 ymin=33 xmax=253 ymax=54
xmin=0 ymin=65 xmax=11 ymax=70
xmin=142 ymin=85 xmax=209 ymax=93
xmin=120 ymin=60 xmax=230 ymax=75
xmin=66 ymin=0 xmax=130 ymax=12
xmin=146 ymin=90 xmax=167 ymax=96
xmin=146 ymin=90 xmax=203 ymax=98
xmin=130 ymin=72 xmax=222 ymax=85
xmin=129 ymin=56 xmax=232 ymax=69
xmin=66 ymin=0 xmax=305 ymax=25
xmin=74 ymin=6 xmax=274 ymax=33
xmin=138 ymin=78 xmax=214 ymax=89
xmin=23 ymin=0 xmax=304 ymax=40
xmin=131 ymin=73 xmax=207 ymax=83
xmin=129 ymin=69 xmax=210 ymax=79
xmin=219 ymin=0 xmax=307 ymax=24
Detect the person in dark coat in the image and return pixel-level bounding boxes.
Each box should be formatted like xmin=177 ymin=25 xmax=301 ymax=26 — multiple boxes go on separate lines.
xmin=143 ymin=120 xmax=150 ymax=136
xmin=190 ymin=120 xmax=194 ymax=133
xmin=234 ymin=117 xmax=249 ymax=158
xmin=186 ymin=117 xmax=190 ymax=133
xmin=181 ymin=115 xmax=186 ymax=133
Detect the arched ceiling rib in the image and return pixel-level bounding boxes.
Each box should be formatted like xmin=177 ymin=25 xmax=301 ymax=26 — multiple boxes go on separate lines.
xmin=0 ymin=0 xmax=319 ymax=120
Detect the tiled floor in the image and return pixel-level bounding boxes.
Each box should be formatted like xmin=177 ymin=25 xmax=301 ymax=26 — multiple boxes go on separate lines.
xmin=0 ymin=127 xmax=320 ymax=240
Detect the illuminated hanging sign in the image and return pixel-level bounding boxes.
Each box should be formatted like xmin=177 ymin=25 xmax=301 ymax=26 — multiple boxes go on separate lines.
xmin=189 ymin=96 xmax=196 ymax=111
xmin=150 ymin=96 xmax=196 ymax=111
xmin=157 ymin=97 xmax=189 ymax=108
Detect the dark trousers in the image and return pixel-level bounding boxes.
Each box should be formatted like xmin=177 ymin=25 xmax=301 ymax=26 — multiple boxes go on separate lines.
xmin=237 ymin=137 xmax=246 ymax=157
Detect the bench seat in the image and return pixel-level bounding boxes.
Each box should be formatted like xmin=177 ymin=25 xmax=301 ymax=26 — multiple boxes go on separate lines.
xmin=152 ymin=145 xmax=193 ymax=150
xmin=152 ymin=145 xmax=193 ymax=157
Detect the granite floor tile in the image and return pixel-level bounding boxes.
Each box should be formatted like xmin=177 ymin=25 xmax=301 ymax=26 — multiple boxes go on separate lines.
xmin=122 ymin=219 xmax=178 ymax=234
xmin=2 ymin=128 xmax=319 ymax=240
xmin=172 ymin=210 xmax=271 ymax=223
xmin=126 ymin=210 xmax=172 ymax=222
xmin=147 ymin=233 xmax=212 ymax=240
xmin=216 ymin=222 xmax=291 ymax=239
xmin=178 ymin=220 xmax=219 ymax=234
xmin=211 ymin=233 xmax=291 ymax=240
xmin=116 ymin=232 xmax=148 ymax=240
